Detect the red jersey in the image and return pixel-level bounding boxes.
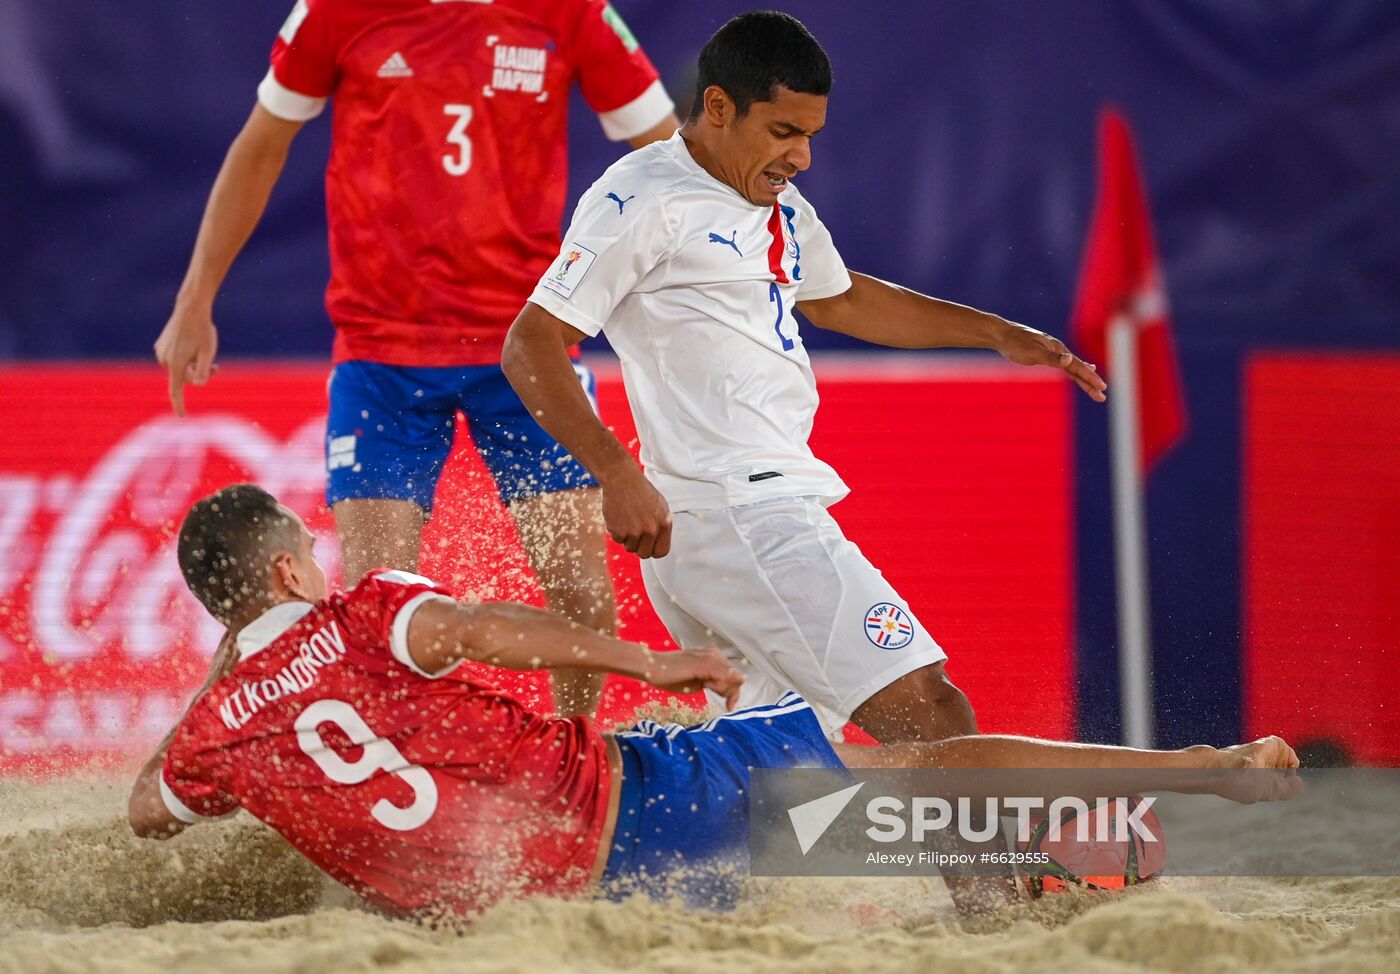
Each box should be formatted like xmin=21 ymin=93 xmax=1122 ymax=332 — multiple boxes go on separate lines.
xmin=258 ymin=0 xmax=671 ymax=366
xmin=160 ymin=571 xmax=613 ymax=917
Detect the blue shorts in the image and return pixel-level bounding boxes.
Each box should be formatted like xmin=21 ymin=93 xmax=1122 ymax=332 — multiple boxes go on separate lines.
xmin=602 ymin=692 xmax=845 ymax=909
xmin=325 ymin=360 xmax=598 ymax=510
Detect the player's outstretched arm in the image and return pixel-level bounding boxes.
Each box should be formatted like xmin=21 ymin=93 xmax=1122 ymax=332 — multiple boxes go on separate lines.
xmin=129 ymin=750 xmax=189 ymax=839
xmin=406 ymin=598 xmax=743 ymax=708
xmin=128 ymin=632 xmax=241 ymax=838
xmin=503 ymin=303 xmax=674 ymax=558
xmin=798 ymin=271 xmax=1108 ymax=402
xmin=154 ymin=104 xmax=305 ymax=415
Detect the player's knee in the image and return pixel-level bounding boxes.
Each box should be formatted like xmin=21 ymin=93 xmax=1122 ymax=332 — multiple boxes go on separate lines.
xmin=908 ymin=664 xmax=961 ymax=701
xmin=855 ymin=664 xmax=978 ymax=743
xmin=557 ymin=594 xmax=615 ymax=633
xmin=908 ymin=665 xmax=978 ymax=728
xmin=539 ymin=569 xmax=616 ymax=631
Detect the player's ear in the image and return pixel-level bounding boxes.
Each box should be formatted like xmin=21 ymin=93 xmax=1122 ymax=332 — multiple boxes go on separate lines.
xmin=271 ymin=550 xmax=310 ymax=600
xmin=702 ymin=85 xmax=734 ymax=127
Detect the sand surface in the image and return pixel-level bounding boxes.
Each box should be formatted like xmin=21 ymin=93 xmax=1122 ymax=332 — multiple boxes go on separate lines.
xmin=2 ymin=775 xmax=1398 ymax=974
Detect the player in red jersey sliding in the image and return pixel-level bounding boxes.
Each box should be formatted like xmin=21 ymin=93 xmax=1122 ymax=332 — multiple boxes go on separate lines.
xmin=153 ymin=0 xmax=679 ymax=716
xmin=129 ymin=485 xmax=1300 ymax=919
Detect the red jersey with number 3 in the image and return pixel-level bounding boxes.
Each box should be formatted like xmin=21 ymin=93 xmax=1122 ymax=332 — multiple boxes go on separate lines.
xmin=160 ymin=571 xmax=613 ymax=917
xmin=258 ymin=0 xmax=671 ymax=366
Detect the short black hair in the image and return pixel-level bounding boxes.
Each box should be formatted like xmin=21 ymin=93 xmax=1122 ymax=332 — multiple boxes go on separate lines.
xmin=177 ymin=484 xmax=299 ymax=626
xmin=688 ymin=11 xmax=832 ymax=120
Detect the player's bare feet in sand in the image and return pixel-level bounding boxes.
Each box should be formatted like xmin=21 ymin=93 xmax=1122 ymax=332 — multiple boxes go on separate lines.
xmin=1187 ymin=736 xmax=1303 ymax=803
xmin=1205 ymin=735 xmax=1301 ymax=770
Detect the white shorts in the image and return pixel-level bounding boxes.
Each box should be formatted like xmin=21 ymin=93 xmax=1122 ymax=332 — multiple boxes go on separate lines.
xmin=641 ymin=496 xmax=946 ymax=737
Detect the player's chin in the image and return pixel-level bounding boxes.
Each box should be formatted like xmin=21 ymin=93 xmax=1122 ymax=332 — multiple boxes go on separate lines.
xmin=752 ymin=177 xmax=784 ymax=201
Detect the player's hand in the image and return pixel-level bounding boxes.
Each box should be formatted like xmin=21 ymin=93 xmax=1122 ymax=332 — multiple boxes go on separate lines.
xmin=642 ymin=647 xmax=744 ymax=709
xmin=995 ymin=321 xmax=1107 ymax=403
xmin=1194 ymin=736 xmax=1303 ymax=804
xmin=601 ymin=467 xmax=673 ymax=559
xmin=155 ymin=305 xmax=220 ymax=416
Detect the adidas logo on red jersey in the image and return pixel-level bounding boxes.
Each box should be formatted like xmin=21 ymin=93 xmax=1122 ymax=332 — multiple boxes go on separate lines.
xmin=376 ymin=52 xmax=413 ymax=78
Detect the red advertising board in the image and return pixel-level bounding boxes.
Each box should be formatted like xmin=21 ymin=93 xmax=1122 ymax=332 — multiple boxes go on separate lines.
xmin=1244 ymin=355 xmax=1400 ymax=763
xmin=0 ymin=361 xmax=1073 ymax=770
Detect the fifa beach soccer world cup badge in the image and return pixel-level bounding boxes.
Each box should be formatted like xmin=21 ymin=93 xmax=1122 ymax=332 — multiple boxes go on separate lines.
xmin=865 ymin=602 xmax=914 ymax=649
xmin=543 ymin=242 xmax=597 ymax=299
xmin=557 ymin=250 xmax=583 ymax=279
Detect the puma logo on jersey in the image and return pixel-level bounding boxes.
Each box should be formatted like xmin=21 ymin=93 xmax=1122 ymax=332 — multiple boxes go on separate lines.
xmin=376 ymin=52 xmax=413 ymax=78
xmin=606 ymin=192 xmax=635 ymax=214
xmin=708 ymin=230 xmax=742 ymax=256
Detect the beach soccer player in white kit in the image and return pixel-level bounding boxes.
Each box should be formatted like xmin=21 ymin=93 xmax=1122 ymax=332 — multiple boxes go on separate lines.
xmin=503 ymin=12 xmax=1108 ymax=744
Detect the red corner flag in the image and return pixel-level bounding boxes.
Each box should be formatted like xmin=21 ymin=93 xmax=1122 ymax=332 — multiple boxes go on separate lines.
xmin=1071 ymin=108 xmax=1186 ymax=471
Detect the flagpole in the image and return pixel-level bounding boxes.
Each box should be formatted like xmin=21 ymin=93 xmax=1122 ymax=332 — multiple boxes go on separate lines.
xmin=1108 ymin=315 xmax=1156 ymax=748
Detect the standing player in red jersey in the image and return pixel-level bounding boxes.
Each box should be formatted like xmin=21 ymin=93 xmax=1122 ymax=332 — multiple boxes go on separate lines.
xmin=129 ymin=485 xmax=1301 ymax=919
xmin=152 ymin=1 xmax=679 ymax=716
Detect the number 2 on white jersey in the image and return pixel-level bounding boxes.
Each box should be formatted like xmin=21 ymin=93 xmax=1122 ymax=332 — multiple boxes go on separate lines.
xmin=442 ymin=104 xmax=473 ymax=176
xmin=295 ymin=698 xmax=438 ymax=831
xmin=770 ymin=282 xmax=795 ymax=351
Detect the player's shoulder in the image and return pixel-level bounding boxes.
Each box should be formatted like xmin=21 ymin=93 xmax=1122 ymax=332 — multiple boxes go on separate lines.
xmin=578 ymin=137 xmax=709 ymax=228
xmin=778 ymin=180 xmax=823 ymax=219
xmin=298 ymin=0 xmax=420 ymax=30
xmin=178 ymin=685 xmax=230 ymax=744
xmin=330 ymin=570 xmax=453 ymax=640
xmin=511 ymin=0 xmax=610 ymax=35
xmin=291 ymin=0 xmax=344 ymax=22
xmin=305 ymin=0 xmax=406 ymax=13
xmin=598 ymin=136 xmax=694 ymax=195
xmin=279 ymin=0 xmax=366 ymax=39
xmin=346 ymin=569 xmax=450 ymax=601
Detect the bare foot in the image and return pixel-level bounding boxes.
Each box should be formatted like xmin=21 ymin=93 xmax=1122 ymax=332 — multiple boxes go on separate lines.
xmin=1217 ymin=736 xmax=1300 ymax=770
xmin=1195 ymin=736 xmax=1302 ymax=803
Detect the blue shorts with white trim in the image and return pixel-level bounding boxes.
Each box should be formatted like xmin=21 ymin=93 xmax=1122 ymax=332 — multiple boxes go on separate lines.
xmin=325 ymin=360 xmax=599 ymax=510
xmin=601 ymin=692 xmax=845 ymax=909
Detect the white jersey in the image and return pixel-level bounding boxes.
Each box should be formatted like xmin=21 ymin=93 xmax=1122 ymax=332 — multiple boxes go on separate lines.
xmin=528 ymin=131 xmax=853 ymax=511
